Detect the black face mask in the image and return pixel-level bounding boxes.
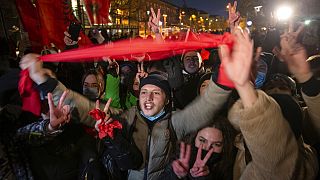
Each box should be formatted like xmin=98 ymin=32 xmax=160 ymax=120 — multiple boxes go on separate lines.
xmin=189 ymin=144 xmax=222 ymax=168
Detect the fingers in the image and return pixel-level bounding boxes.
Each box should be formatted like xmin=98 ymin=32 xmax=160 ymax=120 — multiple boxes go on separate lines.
xmin=47 ymin=93 xmax=54 ymax=112
xmin=95 ymin=119 xmax=102 ymax=132
xmin=234 ymin=1 xmax=237 ymax=9
xmin=180 ymin=142 xmax=186 ymax=160
xmin=58 ymin=90 xmax=68 ymax=109
xmin=103 ymin=98 xmax=112 ymax=113
xmin=19 ymin=54 xmax=41 ymax=70
xmin=137 ymin=63 xmax=141 ymax=72
xmin=62 ymin=105 xmax=71 ymax=123
xmin=140 ymin=62 xmax=144 ymax=72
xmin=185 ymin=144 xmax=191 ymax=162
xmin=218 ymin=45 xmax=231 ymax=65
xmin=157 ymin=9 xmax=161 ymax=20
xmin=172 ymin=160 xmax=187 ymax=177
xmin=202 ymin=148 xmax=214 ymax=165
xmin=295 ymin=24 xmax=304 ymax=36
xmin=191 ymin=166 xmax=209 ymax=177
xmin=196 ymin=144 xmax=203 ymax=162
xmin=151 ymin=7 xmax=156 ymax=19
xmin=96 ymin=99 xmax=100 ymax=109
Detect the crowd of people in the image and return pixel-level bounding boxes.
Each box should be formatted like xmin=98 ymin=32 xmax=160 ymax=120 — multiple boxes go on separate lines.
xmin=1 ymin=2 xmax=320 ymax=180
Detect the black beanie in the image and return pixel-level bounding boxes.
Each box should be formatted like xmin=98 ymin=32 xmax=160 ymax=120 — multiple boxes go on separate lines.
xmin=139 ymin=72 xmax=171 ymax=99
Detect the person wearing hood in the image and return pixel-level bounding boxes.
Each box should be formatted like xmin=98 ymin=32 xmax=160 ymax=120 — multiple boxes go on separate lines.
xmin=167 ymin=50 xmax=205 ymax=109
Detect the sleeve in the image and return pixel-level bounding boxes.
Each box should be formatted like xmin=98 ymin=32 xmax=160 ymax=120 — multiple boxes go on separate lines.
xmin=50 ymin=80 xmax=122 ymax=127
xmin=172 ymin=80 xmax=231 ymax=140
xmin=15 ymin=119 xmax=62 ymax=146
xmin=301 ymin=92 xmax=320 ymax=144
xmin=234 ymin=91 xmax=300 ymax=179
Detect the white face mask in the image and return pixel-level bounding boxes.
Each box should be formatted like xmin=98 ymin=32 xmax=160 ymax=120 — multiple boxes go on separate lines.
xmin=83 ymin=87 xmax=99 ymax=100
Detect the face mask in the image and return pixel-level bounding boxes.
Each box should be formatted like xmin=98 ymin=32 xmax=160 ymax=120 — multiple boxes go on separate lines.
xmin=189 ymin=144 xmax=222 ymax=167
xmin=140 ymin=109 xmax=165 ymax=122
xmin=83 ymin=87 xmax=99 ymax=100
xmin=255 ymin=71 xmax=266 ymax=89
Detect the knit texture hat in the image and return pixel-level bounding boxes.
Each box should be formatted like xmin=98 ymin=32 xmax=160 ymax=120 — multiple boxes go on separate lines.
xmin=139 ymin=72 xmax=171 ymax=99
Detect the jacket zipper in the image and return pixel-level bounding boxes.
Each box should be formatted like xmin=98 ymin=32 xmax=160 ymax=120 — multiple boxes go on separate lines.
xmin=143 ymin=126 xmax=153 ymax=180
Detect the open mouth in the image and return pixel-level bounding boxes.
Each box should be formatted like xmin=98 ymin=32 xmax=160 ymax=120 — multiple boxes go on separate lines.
xmin=144 ymin=102 xmax=154 ymax=110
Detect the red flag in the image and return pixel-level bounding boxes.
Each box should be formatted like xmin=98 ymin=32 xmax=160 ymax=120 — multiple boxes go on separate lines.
xmin=83 ymin=0 xmax=111 ymax=25
xmin=16 ymin=0 xmax=92 ymax=52
xmin=15 ymin=0 xmax=42 ymax=53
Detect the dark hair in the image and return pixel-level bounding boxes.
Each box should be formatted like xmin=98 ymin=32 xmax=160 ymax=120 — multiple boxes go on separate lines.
xmin=82 ymin=69 xmax=105 ymax=98
xmin=181 ymin=116 xmax=236 ymax=179
xmin=207 ymin=116 xmax=237 ymax=180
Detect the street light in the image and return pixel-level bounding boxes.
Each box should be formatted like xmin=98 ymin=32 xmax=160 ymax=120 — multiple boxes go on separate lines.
xmin=275 ymin=5 xmax=293 ymax=21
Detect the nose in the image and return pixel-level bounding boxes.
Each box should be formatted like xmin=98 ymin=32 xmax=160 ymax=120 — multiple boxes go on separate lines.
xmin=146 ymin=92 xmax=153 ymax=101
xmin=201 ymin=143 xmax=210 ymax=151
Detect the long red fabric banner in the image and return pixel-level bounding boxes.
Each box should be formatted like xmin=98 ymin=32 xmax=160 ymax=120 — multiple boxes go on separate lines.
xmin=40 ymin=32 xmax=234 ymax=62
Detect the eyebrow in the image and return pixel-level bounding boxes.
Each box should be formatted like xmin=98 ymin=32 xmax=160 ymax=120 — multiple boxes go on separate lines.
xmin=199 ymin=136 xmax=223 ymax=143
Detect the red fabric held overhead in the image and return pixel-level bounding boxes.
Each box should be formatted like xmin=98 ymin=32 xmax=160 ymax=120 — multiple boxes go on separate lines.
xmin=40 ymin=32 xmax=234 ymax=62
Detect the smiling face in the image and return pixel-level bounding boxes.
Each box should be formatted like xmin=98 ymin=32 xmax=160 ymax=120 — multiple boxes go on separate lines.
xmin=139 ymin=84 xmax=166 ymax=117
xmin=183 ymin=51 xmax=201 ymax=74
xmin=195 ymin=127 xmax=223 ymax=152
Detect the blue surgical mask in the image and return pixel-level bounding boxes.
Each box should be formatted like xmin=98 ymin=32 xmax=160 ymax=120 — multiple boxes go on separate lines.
xmin=140 ymin=109 xmax=165 ymax=122
xmin=255 ymin=71 xmax=266 ymax=89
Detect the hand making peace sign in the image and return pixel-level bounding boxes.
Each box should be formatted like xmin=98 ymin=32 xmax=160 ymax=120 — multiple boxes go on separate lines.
xmin=94 ymin=98 xmax=112 ymax=132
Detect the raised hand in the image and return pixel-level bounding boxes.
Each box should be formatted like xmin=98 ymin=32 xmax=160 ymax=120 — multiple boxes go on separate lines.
xmin=104 ymin=57 xmax=119 ymax=75
xmin=219 ymin=28 xmax=254 ymax=87
xmin=64 ymin=31 xmax=81 ymax=46
xmin=148 ymin=8 xmax=161 ymax=34
xmin=228 ymin=1 xmax=240 ymax=33
xmin=47 ymin=91 xmax=71 ymax=131
xmin=190 ymin=144 xmax=214 ymax=177
xmin=19 ymin=53 xmax=49 ymax=85
xmin=172 ymin=142 xmax=191 ymax=178
xmin=276 ymin=24 xmax=312 ymax=83
xmin=94 ymin=98 xmax=112 ymax=132
xmin=135 ymin=62 xmax=148 ymax=83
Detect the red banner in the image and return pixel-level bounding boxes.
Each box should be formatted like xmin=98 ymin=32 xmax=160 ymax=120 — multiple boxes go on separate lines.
xmin=83 ymin=0 xmax=110 ymax=25
xmin=16 ymin=0 xmax=92 ymax=53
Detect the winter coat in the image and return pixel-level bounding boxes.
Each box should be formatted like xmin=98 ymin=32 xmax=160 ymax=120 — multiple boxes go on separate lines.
xmin=49 ymin=79 xmax=231 ymax=180
xmin=228 ymin=90 xmax=318 ymax=180
xmin=0 ymin=105 xmax=63 ymax=180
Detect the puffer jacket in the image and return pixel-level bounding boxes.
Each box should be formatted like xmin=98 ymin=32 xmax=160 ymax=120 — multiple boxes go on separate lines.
xmin=228 ymin=90 xmax=318 ymax=180
xmin=49 ymin=79 xmax=231 ymax=180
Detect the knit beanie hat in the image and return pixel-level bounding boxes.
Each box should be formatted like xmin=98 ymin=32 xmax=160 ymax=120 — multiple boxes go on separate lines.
xmin=139 ymin=72 xmax=171 ymax=99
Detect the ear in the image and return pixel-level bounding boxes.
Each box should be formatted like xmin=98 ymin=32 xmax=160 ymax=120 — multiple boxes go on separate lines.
xmin=165 ymin=99 xmax=170 ymax=105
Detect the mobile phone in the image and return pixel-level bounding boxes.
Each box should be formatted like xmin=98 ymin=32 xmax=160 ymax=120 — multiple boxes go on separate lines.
xmin=68 ymin=22 xmax=82 ymax=41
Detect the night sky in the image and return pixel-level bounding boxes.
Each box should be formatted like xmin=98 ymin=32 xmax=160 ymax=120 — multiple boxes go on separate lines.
xmin=169 ymin=0 xmax=230 ymax=17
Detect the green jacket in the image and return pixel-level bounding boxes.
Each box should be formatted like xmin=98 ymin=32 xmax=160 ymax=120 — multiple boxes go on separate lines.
xmin=103 ymin=74 xmax=137 ymax=109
